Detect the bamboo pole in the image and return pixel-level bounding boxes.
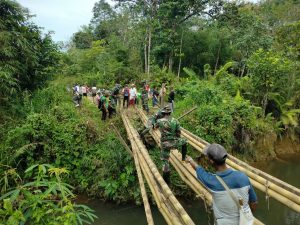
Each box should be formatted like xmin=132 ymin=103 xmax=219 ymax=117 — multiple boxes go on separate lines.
xmin=112 ymin=121 xmax=154 ymax=223
xmin=136 ymin=109 xmax=265 ymax=225
xmin=123 ymin=113 xmax=195 ymax=225
xmin=182 ymin=128 xmax=300 ymax=197
xmin=132 ymin=143 xmax=154 ymax=225
xmin=138 ymin=146 xmax=175 ymax=225
xmin=111 ymin=122 xmax=154 ymax=224
xmin=136 ymin=142 xmax=176 ymax=225
xmin=111 ymin=123 xmax=133 ymax=157
xmin=181 ymin=130 xmax=300 ymax=208
xmin=121 ymin=112 xmax=194 ymax=225
xmin=123 ymin=116 xmax=176 ymax=225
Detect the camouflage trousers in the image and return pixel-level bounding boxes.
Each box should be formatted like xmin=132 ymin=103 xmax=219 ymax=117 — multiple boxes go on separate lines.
xmin=142 ymin=95 xmax=149 ymax=113
xmin=161 ymin=138 xmax=187 ymax=172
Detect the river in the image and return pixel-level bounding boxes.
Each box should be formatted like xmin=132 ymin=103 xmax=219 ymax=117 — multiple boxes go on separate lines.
xmin=83 ymin=154 xmax=300 ymax=225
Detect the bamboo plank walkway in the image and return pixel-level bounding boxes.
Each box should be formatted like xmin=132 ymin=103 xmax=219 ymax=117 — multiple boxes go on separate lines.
xmin=136 ymin=108 xmax=267 ymax=225
xmin=87 ymin=96 xmax=299 ymax=224
xmin=121 ymin=110 xmax=195 ymax=225
xmin=137 ymin=107 xmax=300 ymax=214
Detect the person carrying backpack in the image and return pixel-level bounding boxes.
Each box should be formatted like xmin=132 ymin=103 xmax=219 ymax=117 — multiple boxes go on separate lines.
xmin=112 ymin=83 xmax=121 ymax=106
xmin=154 ymin=105 xmax=188 ymax=184
xmin=186 ymin=144 xmax=257 ymax=225
xmin=122 ymin=84 xmax=130 ymax=108
xmin=99 ymin=91 xmax=114 ymax=121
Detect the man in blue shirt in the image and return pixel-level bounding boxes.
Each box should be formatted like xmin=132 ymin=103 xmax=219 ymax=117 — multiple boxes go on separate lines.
xmin=186 ymin=143 xmax=258 ymax=225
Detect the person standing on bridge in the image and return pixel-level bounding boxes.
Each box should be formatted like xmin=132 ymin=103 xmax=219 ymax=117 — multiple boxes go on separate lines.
xmin=141 ymin=80 xmax=149 ymax=113
xmin=155 ymin=105 xmax=188 ymax=184
xmin=99 ymin=91 xmax=114 ymax=121
xmin=159 ymin=83 xmax=166 ymax=107
xmin=122 ymin=84 xmax=130 ymax=108
xmin=185 ymin=144 xmax=257 ymax=225
xmin=152 ymin=86 xmax=159 ymax=107
xmin=168 ymin=86 xmax=175 ymax=112
xmin=112 ymin=83 xmax=121 ymax=106
xmin=129 ymin=84 xmax=137 ymax=107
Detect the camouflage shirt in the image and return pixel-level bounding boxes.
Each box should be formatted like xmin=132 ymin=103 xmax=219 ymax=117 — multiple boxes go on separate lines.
xmin=156 ymin=117 xmax=181 ymax=142
xmin=147 ymin=109 xmax=163 ymax=128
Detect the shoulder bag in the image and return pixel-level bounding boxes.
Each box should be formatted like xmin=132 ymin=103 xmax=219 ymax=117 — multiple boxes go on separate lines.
xmin=216 ymin=175 xmax=254 ymax=225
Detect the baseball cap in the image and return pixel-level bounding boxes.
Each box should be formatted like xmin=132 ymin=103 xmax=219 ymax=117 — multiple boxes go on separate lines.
xmin=203 ymin=143 xmax=227 ymax=164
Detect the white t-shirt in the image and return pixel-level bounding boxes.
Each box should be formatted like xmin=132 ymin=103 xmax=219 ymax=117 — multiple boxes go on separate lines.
xmin=130 ymin=88 xmax=137 ymax=99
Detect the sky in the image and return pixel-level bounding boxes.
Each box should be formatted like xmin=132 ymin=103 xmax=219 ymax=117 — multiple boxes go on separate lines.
xmin=18 ymin=0 xmax=108 ymax=42
xmin=17 ymin=0 xmax=258 ymax=43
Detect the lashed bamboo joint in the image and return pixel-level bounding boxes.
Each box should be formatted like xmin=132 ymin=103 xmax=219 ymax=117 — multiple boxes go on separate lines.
xmin=136 ymin=108 xmax=300 ymax=213
xmin=135 ymin=107 xmax=300 ymax=224
xmin=137 ymin=109 xmax=266 ymax=225
xmin=121 ymin=110 xmax=195 ymax=225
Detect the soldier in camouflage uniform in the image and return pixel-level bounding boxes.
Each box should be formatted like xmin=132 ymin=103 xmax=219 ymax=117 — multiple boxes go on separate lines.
xmin=154 ymin=105 xmax=187 ymax=184
xmin=111 ymin=83 xmax=121 ymax=106
xmin=140 ymin=107 xmax=164 ymax=138
xmin=141 ymin=81 xmax=149 ymax=113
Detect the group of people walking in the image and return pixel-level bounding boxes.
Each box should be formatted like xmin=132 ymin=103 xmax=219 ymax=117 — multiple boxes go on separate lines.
xmin=143 ymin=104 xmax=257 ymax=225
xmin=72 ymin=81 xmax=175 ymax=120
xmin=72 ymin=81 xmax=257 ymax=225
xmin=72 ymin=83 xmax=98 ymax=107
xmin=121 ymin=81 xmax=173 ymax=111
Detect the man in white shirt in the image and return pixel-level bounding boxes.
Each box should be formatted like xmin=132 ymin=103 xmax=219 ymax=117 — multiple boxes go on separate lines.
xmin=129 ymin=84 xmax=137 ymax=106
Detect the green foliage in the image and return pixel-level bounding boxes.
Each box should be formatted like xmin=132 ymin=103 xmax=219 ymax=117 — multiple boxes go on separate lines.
xmin=72 ymin=26 xmax=94 ymax=49
xmin=247 ymin=49 xmax=295 ymax=116
xmin=174 ymin=74 xmax=274 ymax=154
xmin=0 ymin=164 xmax=97 ymax=225
xmin=203 ymin=64 xmax=212 ymax=79
xmin=0 ymin=78 xmax=140 ymax=204
xmin=0 ymin=0 xmax=60 ymax=92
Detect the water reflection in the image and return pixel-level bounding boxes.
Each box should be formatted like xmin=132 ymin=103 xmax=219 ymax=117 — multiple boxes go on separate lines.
xmin=82 ymin=154 xmax=300 ymax=225
xmin=254 ymin=154 xmax=300 ymax=225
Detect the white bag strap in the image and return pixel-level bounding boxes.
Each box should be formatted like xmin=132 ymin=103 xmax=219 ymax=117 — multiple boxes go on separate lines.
xmin=216 ymin=175 xmax=241 ymax=210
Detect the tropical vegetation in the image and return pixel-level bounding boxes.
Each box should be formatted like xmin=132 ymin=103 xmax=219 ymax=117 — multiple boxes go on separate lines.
xmin=0 ymin=0 xmax=299 ymax=223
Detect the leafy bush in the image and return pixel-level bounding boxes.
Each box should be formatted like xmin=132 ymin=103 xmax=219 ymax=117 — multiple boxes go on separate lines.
xmin=0 ymin=164 xmax=97 ymax=225
xmin=0 ymin=81 xmax=139 ymax=204
xmin=174 ymin=77 xmax=275 ymax=155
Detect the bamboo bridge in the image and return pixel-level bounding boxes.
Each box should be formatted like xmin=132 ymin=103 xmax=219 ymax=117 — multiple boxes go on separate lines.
xmin=90 ymin=97 xmax=300 ymax=225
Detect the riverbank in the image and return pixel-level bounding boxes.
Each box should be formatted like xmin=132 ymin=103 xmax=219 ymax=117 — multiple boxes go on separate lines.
xmin=275 ymin=136 xmax=300 ymax=155
xmin=77 ymin=154 xmax=300 ymax=225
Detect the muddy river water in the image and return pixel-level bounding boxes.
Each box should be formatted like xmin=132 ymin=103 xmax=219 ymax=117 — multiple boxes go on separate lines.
xmin=82 ymin=154 xmax=300 ymax=225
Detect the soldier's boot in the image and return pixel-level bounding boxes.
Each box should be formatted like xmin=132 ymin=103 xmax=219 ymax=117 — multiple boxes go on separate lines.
xmin=181 ymin=143 xmax=187 ymax=161
xmin=162 ymin=171 xmax=171 ymax=185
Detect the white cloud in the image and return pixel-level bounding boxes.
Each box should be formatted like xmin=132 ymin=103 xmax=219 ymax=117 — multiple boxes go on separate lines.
xmin=17 ymin=0 xmax=102 ymax=42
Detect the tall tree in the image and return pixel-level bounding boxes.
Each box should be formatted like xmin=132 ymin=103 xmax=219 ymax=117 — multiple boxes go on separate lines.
xmin=0 ymin=0 xmax=60 ymax=95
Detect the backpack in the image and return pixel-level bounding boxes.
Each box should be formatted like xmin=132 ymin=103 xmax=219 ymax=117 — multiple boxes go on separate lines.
xmin=124 ymin=88 xmax=129 ymax=97
xmin=98 ymin=96 xmax=105 ymax=109
xmin=112 ymin=86 xmax=118 ymax=95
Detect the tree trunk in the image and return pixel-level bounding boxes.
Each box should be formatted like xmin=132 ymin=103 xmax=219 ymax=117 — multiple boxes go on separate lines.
xmin=262 ymin=94 xmax=268 ymax=117
xmin=214 ymin=43 xmax=221 ymax=75
xmin=168 ymin=51 xmax=173 ymax=73
xmin=144 ymin=32 xmax=148 ymax=74
xmin=240 ymin=63 xmax=246 ymax=77
xmin=147 ymin=29 xmax=151 ymax=79
xmin=177 ymin=31 xmax=183 ymax=78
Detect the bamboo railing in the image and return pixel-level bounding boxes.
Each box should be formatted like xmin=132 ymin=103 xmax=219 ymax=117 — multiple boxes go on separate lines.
xmin=89 ymin=99 xmax=154 ymax=224
xmin=137 ymin=107 xmax=300 ymax=213
xmin=181 ymin=129 xmax=300 ymax=212
xmin=136 ymin=108 xmax=269 ymax=225
xmin=121 ymin=111 xmax=195 ymax=225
